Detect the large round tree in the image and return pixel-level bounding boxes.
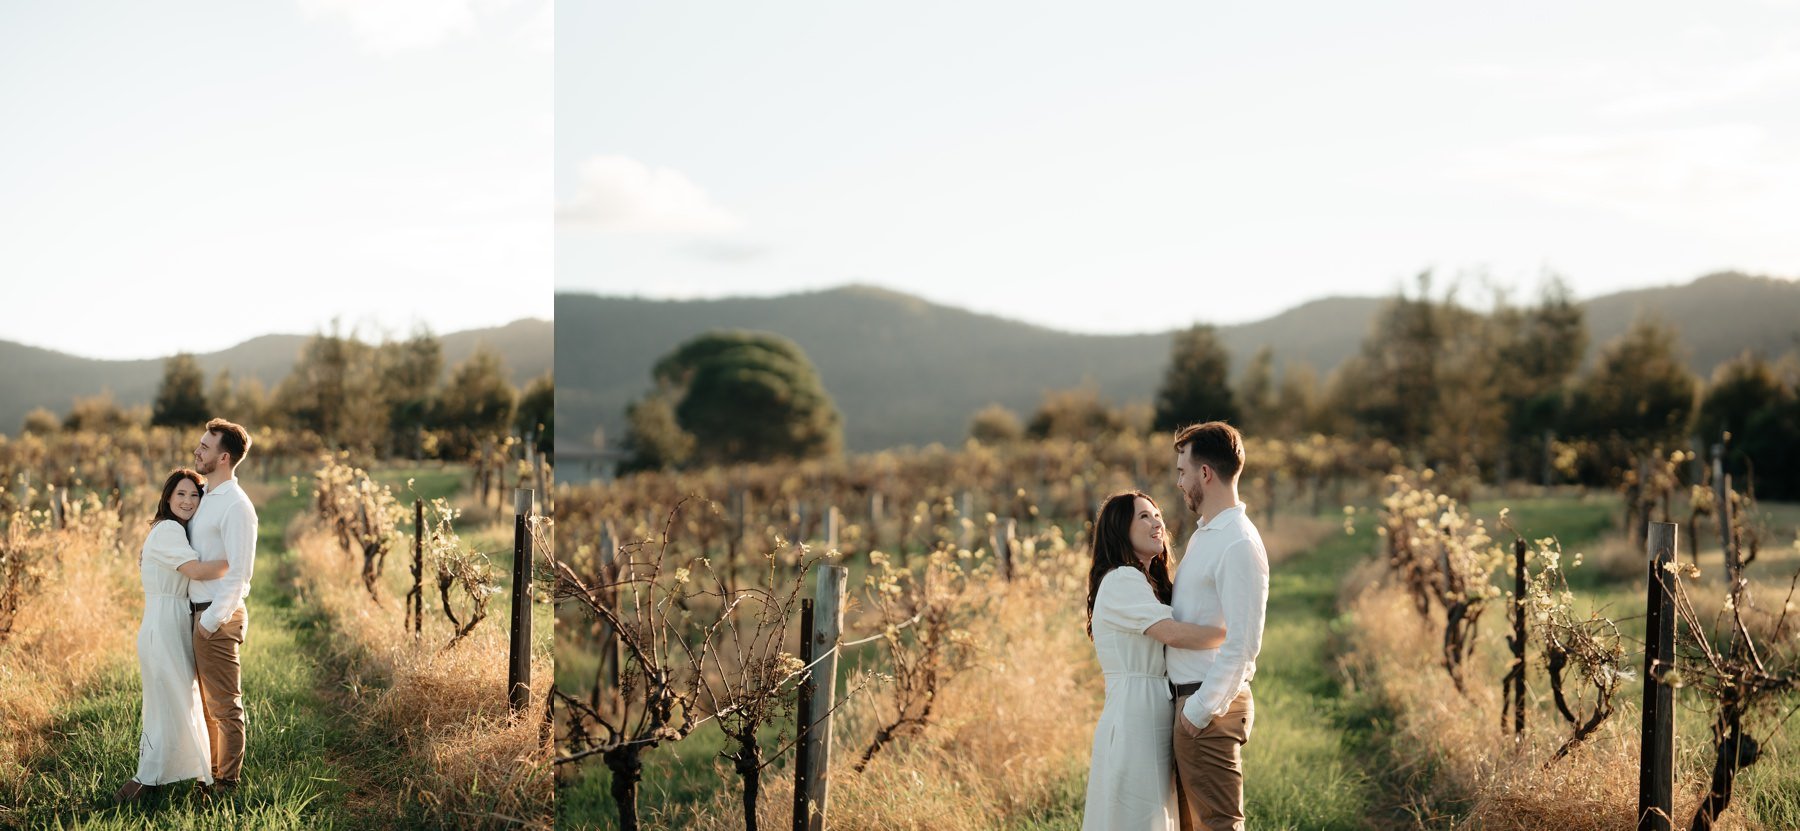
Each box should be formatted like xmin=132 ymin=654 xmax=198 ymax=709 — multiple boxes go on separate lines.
xmin=636 ymin=330 xmax=843 ymax=467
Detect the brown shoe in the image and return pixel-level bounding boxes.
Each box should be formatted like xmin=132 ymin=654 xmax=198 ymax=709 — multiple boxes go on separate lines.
xmin=111 ymin=780 xmax=158 ymax=805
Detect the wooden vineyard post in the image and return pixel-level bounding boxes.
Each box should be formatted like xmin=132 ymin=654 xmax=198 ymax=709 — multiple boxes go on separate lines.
xmin=795 ymin=564 xmax=846 ymax=831
xmin=407 ymin=498 xmax=423 ymax=638
xmin=959 ymin=491 xmax=973 ymax=552
xmin=867 ymin=491 xmax=883 ymax=552
xmin=992 ymin=518 xmax=1016 ymax=582
xmin=1509 ymin=537 xmax=1526 ymax=737
xmin=1638 ymin=521 xmax=1678 ymax=831
xmin=825 ymin=505 xmax=840 ymax=553
xmin=508 ymin=488 xmax=534 ymax=714
xmin=1265 ymin=469 xmax=1278 ymax=533
xmin=730 ymin=490 xmax=746 ymax=595
xmin=790 ymin=598 xmax=815 ymax=831
xmin=1712 ymin=442 xmax=1739 ymax=589
xmin=594 ymin=521 xmax=623 ymax=717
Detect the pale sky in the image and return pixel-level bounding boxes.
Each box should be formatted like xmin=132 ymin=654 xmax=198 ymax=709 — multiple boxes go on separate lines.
xmin=1 ymin=0 xmax=552 ymax=360
xmin=557 ymin=1 xmax=1800 ymax=334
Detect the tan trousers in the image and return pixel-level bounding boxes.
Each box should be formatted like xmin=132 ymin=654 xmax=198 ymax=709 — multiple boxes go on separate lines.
xmin=1173 ymin=687 xmax=1255 ymax=831
xmin=193 ymin=606 xmax=248 ymax=783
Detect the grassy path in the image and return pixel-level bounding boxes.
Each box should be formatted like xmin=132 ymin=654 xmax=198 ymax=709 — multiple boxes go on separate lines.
xmin=1016 ymin=512 xmax=1406 ymax=830
xmin=1021 ymin=500 xmax=1625 ymax=831
xmin=11 ymin=468 xmax=467 ymax=829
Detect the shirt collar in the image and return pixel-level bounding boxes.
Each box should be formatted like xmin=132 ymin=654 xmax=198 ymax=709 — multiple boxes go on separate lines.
xmin=205 ymin=477 xmax=240 ymax=498
xmin=1196 ymin=503 xmax=1246 ymax=531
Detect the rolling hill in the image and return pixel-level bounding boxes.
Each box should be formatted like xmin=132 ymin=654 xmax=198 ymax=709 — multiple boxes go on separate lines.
xmin=557 ymin=273 xmax=1800 ymax=457
xmin=0 ymin=318 xmax=552 ymax=436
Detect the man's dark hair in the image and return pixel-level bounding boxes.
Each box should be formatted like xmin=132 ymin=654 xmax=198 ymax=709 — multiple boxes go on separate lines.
xmin=206 ymin=417 xmax=252 ymax=466
xmin=1172 ymin=421 xmax=1244 ymax=482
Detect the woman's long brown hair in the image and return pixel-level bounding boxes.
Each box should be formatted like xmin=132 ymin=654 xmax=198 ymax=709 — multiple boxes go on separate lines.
xmin=1085 ymin=490 xmax=1173 ymax=639
xmin=150 ymin=469 xmax=205 ymax=527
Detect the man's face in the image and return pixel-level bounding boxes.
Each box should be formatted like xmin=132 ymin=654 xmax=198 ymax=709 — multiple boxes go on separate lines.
xmin=1175 ymin=445 xmax=1207 ymax=516
xmin=194 ymin=430 xmax=226 ymax=475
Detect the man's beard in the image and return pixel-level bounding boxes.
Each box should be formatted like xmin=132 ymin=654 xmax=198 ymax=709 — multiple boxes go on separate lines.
xmin=196 ymin=456 xmax=216 ymax=475
xmin=1183 ymin=486 xmax=1203 ymax=516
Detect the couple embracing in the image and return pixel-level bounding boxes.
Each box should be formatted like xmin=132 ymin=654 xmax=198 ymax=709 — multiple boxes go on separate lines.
xmin=113 ymin=418 xmax=259 ymax=804
xmin=1083 ymin=422 xmax=1269 ymax=831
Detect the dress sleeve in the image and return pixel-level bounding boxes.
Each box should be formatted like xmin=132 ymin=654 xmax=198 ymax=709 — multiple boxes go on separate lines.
xmin=1094 ymin=567 xmax=1174 ymax=634
xmin=144 ymin=520 xmax=200 ymax=570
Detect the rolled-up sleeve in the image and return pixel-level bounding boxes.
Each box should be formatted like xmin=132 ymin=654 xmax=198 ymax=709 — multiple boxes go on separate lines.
xmin=1095 ymin=567 xmax=1174 ymax=634
xmin=1182 ymin=538 xmax=1269 ymax=728
xmin=144 ymin=521 xmax=199 ymax=570
xmin=199 ymin=497 xmax=258 ymax=632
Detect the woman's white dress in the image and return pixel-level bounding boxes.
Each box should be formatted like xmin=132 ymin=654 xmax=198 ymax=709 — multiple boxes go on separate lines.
xmin=135 ymin=519 xmax=214 ymax=786
xmin=1082 ymin=566 xmax=1177 ymax=831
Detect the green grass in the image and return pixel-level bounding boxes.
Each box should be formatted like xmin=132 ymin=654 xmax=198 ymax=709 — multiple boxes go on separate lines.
xmin=1235 ymin=515 xmax=1382 ymax=831
xmin=1351 ymin=492 xmax=1800 ymax=829
xmin=563 ymin=508 xmax=1389 ymax=830
xmin=564 ymin=492 xmax=1800 ymax=829
xmin=12 ymin=476 xmax=380 ymax=828
xmin=8 ymin=463 xmax=531 ymax=830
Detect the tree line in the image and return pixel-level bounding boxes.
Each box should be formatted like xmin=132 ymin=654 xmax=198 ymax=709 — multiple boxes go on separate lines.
xmin=997 ymin=273 xmax=1800 ymax=499
xmin=17 ymin=325 xmax=554 ymax=462
xmin=609 ymin=275 xmax=1798 ymax=499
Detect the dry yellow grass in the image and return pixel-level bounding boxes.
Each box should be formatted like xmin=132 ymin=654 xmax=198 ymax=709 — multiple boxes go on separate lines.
xmin=290 ymin=523 xmax=552 ymax=829
xmin=0 ymin=505 xmax=137 ymax=794
xmin=1337 ymin=579 xmax=1751 ymax=831
xmin=665 ymin=574 xmax=1103 ymax=831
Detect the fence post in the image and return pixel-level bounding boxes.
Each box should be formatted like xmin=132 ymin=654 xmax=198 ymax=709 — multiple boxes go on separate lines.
xmin=595 ymin=521 xmax=623 ymax=717
xmin=1638 ymin=521 xmax=1678 ymax=831
xmin=825 ymin=505 xmax=840 ymax=553
xmin=508 ymin=488 xmax=534 ymax=714
xmin=959 ymin=491 xmax=973 ymax=551
xmin=796 ymin=564 xmax=847 ymax=831
xmin=408 ymin=498 xmax=423 ymax=638
xmin=1712 ymin=442 xmax=1738 ymax=589
xmin=993 ymin=518 xmax=1016 ymax=582
xmin=791 ymin=599 xmax=815 ymax=831
xmin=1542 ymin=429 xmax=1556 ymax=487
xmin=1510 ymin=537 xmax=1526 ymax=737
xmin=1265 ymin=469 xmax=1278 ymax=533
xmin=730 ymin=490 xmax=746 ymax=595
xmin=868 ymin=491 xmax=883 ymax=551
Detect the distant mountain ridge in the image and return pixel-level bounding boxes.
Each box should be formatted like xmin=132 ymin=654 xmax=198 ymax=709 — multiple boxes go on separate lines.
xmin=0 ymin=319 xmax=552 ymax=436
xmin=557 ymin=273 xmax=1800 ymax=455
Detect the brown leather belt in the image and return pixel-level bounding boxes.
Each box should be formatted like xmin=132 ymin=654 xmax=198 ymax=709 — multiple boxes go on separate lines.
xmin=1170 ymin=681 xmax=1202 ymax=698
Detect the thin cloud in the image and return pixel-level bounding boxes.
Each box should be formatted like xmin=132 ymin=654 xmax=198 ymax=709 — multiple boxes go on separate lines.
xmin=557 ymin=155 xmax=745 ymax=234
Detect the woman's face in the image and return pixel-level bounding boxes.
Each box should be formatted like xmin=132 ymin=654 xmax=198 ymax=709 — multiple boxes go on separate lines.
xmin=169 ymin=479 xmax=201 ymax=521
xmin=1128 ymin=496 xmax=1165 ymax=561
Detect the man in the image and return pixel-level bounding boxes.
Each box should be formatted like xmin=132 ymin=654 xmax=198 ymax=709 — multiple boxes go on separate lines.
xmin=1166 ymin=421 xmax=1269 ymax=831
xmin=188 ymin=417 xmax=258 ymax=794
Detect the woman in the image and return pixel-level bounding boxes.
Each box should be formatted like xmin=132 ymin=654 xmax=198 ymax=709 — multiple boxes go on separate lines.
xmin=1082 ymin=490 xmax=1225 ymax=831
xmin=112 ymin=469 xmax=230 ymax=804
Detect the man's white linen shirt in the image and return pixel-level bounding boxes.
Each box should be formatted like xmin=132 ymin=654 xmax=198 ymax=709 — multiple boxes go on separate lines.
xmin=187 ymin=476 xmax=258 ymax=633
xmin=1167 ymin=503 xmax=1270 ymax=729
